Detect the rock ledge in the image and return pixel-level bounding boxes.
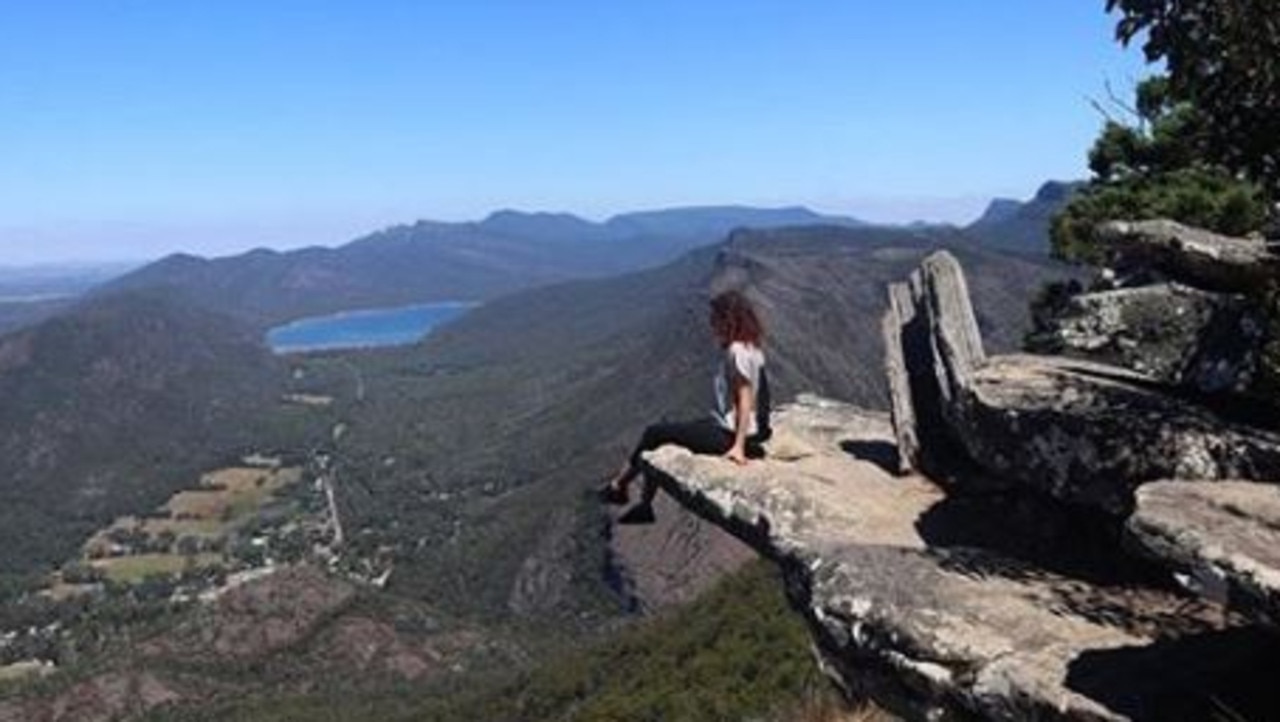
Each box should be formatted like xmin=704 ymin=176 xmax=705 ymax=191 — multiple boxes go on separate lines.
xmin=643 ymin=397 xmax=1257 ymax=722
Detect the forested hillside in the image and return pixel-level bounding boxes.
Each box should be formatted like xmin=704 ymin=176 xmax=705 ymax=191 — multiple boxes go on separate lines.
xmin=0 ymin=291 xmax=292 ymax=587
xmin=0 ymin=221 xmax=1072 ymax=720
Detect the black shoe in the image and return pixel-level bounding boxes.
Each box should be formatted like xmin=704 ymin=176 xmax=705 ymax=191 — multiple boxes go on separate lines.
xmin=598 ymin=482 xmax=629 ymax=506
xmin=617 ymin=503 xmax=656 ymax=525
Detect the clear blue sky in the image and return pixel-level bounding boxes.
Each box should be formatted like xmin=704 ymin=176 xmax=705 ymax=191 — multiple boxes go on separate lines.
xmin=0 ymin=1 xmax=1151 ymax=264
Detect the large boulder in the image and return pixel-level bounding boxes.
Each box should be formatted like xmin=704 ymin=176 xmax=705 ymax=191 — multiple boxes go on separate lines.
xmin=1026 ymin=283 xmax=1268 ymax=397
xmin=884 ymin=251 xmax=987 ymax=476
xmin=884 ymin=252 xmax=1280 ymax=514
xmin=1127 ymin=481 xmax=1280 ymax=628
xmin=1095 ymin=220 xmax=1279 ymax=294
xmin=956 ymin=354 xmax=1280 ymax=514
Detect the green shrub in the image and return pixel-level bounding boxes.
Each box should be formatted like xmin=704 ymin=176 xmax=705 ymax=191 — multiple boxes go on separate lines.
xmin=1051 ymin=167 xmax=1268 ymax=265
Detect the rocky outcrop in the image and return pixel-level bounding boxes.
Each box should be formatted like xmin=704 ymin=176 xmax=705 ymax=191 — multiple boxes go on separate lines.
xmin=643 ymin=235 xmax=1280 ymax=721
xmin=958 ymin=354 xmax=1280 ymax=514
xmin=1096 ymin=220 xmax=1279 ymax=293
xmin=884 ymin=251 xmax=1280 ymax=514
xmin=642 ymin=397 xmax=1268 ymax=722
xmin=883 ymin=252 xmax=987 ymax=476
xmin=1127 ymin=481 xmax=1280 ymax=628
xmin=1031 ymin=220 xmax=1279 ymax=409
xmin=1028 ymin=283 xmax=1268 ymax=395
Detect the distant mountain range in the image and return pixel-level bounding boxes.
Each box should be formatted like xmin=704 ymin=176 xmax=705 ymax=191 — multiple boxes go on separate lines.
xmin=0 ymin=261 xmax=144 ymax=337
xmin=97 ymin=206 xmax=870 ymax=328
xmin=93 ymin=191 xmax=1079 ymax=331
xmin=0 ymin=189 xmax=1080 ymax=340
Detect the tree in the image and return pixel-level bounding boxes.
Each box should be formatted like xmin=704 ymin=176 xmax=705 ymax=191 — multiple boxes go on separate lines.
xmin=176 ymin=535 xmax=202 ymax=557
xmin=1052 ymin=0 xmax=1279 ymax=262
xmin=1107 ymin=0 xmax=1280 ymax=396
xmin=1050 ymin=0 xmax=1280 ymax=401
xmin=1107 ymin=0 xmax=1280 ymax=197
xmin=1051 ymin=76 xmax=1268 ymax=263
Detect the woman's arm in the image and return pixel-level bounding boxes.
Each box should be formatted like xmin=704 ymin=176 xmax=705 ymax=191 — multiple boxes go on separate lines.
xmin=725 ymin=375 xmax=754 ymax=465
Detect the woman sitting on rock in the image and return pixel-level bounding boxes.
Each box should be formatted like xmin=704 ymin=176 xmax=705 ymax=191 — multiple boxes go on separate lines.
xmin=600 ymin=289 xmax=770 ymax=523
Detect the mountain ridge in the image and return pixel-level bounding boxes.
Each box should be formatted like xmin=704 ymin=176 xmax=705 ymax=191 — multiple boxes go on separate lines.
xmin=92 ymin=205 xmax=873 ymax=329
xmin=965 ymin=180 xmax=1084 ymax=254
xmin=94 ymin=194 xmax=1071 ymax=333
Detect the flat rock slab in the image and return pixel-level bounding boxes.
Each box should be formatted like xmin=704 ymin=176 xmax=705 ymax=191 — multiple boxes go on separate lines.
xmin=1128 ymin=481 xmax=1280 ymax=627
xmin=651 ymin=397 xmax=941 ymax=555
xmin=643 ymin=397 xmax=1261 ymax=722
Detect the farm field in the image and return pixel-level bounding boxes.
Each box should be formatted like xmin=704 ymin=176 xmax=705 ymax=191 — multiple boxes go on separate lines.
xmin=74 ymin=461 xmax=306 ymax=585
xmin=0 ymin=660 xmax=55 ymax=684
xmin=91 ymin=552 xmax=225 ymax=584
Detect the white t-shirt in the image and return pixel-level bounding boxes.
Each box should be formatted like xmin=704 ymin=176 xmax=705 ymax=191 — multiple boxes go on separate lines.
xmin=714 ymin=341 xmax=765 ymax=435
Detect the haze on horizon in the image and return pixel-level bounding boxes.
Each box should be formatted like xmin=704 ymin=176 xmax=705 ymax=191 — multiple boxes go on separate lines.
xmin=0 ymin=1 xmax=1149 ymax=265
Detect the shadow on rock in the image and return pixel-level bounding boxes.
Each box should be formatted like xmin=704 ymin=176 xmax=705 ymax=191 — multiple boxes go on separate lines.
xmin=914 ymin=486 xmax=1172 ymax=587
xmin=1066 ymin=627 xmax=1280 ymax=722
xmin=838 ymin=439 xmax=900 ymax=474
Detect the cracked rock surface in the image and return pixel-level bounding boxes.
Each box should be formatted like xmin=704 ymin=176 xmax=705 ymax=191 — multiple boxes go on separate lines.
xmin=1026 ymin=283 xmax=1267 ymax=396
xmin=643 ymin=397 xmax=1270 ymax=721
xmin=957 ymin=354 xmax=1280 ymax=514
xmin=1128 ymin=481 xmax=1280 ymax=628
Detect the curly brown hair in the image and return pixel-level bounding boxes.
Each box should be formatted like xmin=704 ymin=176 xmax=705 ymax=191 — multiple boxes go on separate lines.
xmin=709 ymin=290 xmax=763 ymax=347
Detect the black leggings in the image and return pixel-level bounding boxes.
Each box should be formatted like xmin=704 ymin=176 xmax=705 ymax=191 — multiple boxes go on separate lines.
xmin=628 ymin=418 xmax=765 ymax=469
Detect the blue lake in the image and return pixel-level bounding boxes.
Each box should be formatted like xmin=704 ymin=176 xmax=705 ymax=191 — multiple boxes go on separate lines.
xmin=266 ymin=301 xmax=478 ymax=353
